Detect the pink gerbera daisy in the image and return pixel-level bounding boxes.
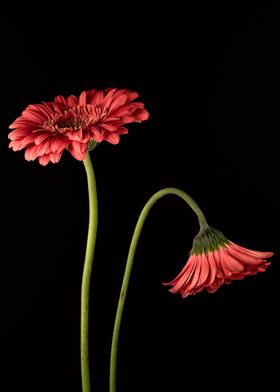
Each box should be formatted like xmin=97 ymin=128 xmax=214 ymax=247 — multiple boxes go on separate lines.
xmin=8 ymin=88 xmax=149 ymax=165
xmin=163 ymin=227 xmax=273 ymax=298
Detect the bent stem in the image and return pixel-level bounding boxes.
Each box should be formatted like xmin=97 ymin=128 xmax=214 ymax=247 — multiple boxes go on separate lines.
xmin=109 ymin=187 xmax=208 ymax=392
xmin=81 ymin=152 xmax=98 ymax=392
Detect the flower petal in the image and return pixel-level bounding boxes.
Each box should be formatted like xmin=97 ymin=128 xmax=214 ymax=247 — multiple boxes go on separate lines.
xmin=182 ymin=255 xmax=202 ymax=296
xmin=51 ymin=136 xmax=69 ymax=153
xmin=34 ymin=133 xmax=51 ymax=145
xmin=207 ymin=277 xmax=224 ymax=293
xmin=49 ymin=151 xmax=63 ymax=163
xmin=104 ymin=133 xmax=120 ymax=144
xmin=54 ymin=95 xmax=67 ymax=106
xmin=25 ymin=144 xmax=40 ymax=161
xmin=107 ymin=94 xmax=128 ymax=113
xmin=219 ymin=248 xmax=244 ymax=273
xmin=226 ymin=245 xmax=266 ymax=266
xmin=67 ymin=95 xmax=78 ymax=107
xmin=102 ymin=88 xmax=117 ymax=110
xmin=8 ymin=128 xmax=32 ymax=140
xmin=194 ymin=253 xmax=209 ymax=291
xmin=79 ymin=91 xmax=87 ymax=106
xmin=204 ymin=252 xmax=217 ymax=286
xmin=37 ymin=139 xmax=52 ymax=156
xmin=89 ymin=90 xmax=104 ymax=106
xmin=229 ymin=242 xmax=273 ymax=259
xmin=39 ymin=155 xmax=51 ymax=166
xmin=68 ymin=141 xmax=88 ymax=161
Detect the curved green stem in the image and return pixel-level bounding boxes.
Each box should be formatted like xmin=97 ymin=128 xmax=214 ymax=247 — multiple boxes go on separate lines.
xmin=109 ymin=187 xmax=208 ymax=392
xmin=81 ymin=152 xmax=98 ymax=392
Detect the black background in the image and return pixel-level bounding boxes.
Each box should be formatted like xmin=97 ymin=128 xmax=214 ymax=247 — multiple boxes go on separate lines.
xmin=1 ymin=2 xmax=279 ymax=391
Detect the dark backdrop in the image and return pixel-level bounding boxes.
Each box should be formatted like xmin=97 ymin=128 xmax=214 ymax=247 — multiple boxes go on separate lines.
xmin=1 ymin=2 xmax=279 ymax=391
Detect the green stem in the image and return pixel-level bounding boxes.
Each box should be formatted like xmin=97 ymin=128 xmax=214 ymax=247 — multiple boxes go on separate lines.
xmin=109 ymin=187 xmax=208 ymax=392
xmin=81 ymin=152 xmax=98 ymax=392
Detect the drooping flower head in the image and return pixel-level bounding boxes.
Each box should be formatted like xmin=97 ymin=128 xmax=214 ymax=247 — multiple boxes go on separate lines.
xmin=8 ymin=88 xmax=149 ymax=165
xmin=164 ymin=227 xmax=273 ymax=298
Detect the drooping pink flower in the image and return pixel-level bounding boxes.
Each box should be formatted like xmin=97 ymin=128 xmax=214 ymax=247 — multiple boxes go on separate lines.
xmin=163 ymin=227 xmax=273 ymax=298
xmin=8 ymin=88 xmax=149 ymax=165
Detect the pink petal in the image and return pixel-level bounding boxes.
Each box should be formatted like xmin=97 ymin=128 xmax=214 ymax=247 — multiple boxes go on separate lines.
xmin=219 ymin=248 xmax=244 ymax=273
xmin=8 ymin=128 xmax=32 ymax=140
xmin=49 ymin=151 xmax=63 ymax=163
xmin=51 ymin=136 xmax=69 ymax=153
xmin=37 ymin=139 xmax=52 ymax=156
xmin=226 ymin=245 xmax=266 ymax=266
xmin=106 ymin=88 xmax=126 ymax=99
xmin=171 ymin=259 xmax=197 ymax=294
xmin=22 ymin=110 xmax=44 ymax=124
xmin=207 ymin=277 xmax=224 ymax=293
xmin=126 ymin=91 xmax=139 ymax=103
xmin=9 ymin=118 xmax=37 ymax=128
xmin=39 ymin=155 xmax=51 ymax=166
xmin=89 ymin=90 xmax=104 ymax=106
xmin=182 ymin=255 xmax=202 ymax=294
xmin=27 ymin=106 xmax=48 ymax=122
xmin=104 ymin=133 xmax=120 ymax=144
xmin=8 ymin=140 xmax=20 ymax=150
xmin=54 ymin=95 xmax=67 ymax=106
xmin=89 ymin=126 xmax=105 ymax=142
xmin=133 ymin=108 xmax=149 ymax=121
xmin=16 ymin=134 xmax=37 ymax=150
xmin=204 ymin=252 xmax=217 ymax=286
xmin=34 ymin=133 xmax=51 ymax=145
xmin=68 ymin=141 xmax=88 ymax=161
xmin=229 ymin=273 xmax=246 ymax=280
xmin=229 ymin=242 xmax=273 ymax=259
xmin=195 ymin=254 xmax=210 ymax=288
xmin=100 ymin=123 xmax=117 ymax=132
xmin=85 ymin=89 xmax=97 ymax=104
xmin=67 ymin=95 xmax=78 ymax=107
xmin=79 ymin=91 xmax=87 ymax=106
xmin=102 ymin=88 xmax=117 ymax=109
xmin=24 ymin=144 xmax=40 ymax=161
xmin=115 ymin=127 xmax=128 ymax=135
xmin=92 ymin=133 xmax=104 ymax=143
xmin=213 ymin=250 xmax=224 ymax=278
xmin=108 ymin=95 xmax=128 ymax=113
xmin=39 ymin=102 xmax=57 ymax=117
xmin=66 ymin=129 xmax=84 ymax=142
xmin=118 ymin=115 xmax=134 ymax=123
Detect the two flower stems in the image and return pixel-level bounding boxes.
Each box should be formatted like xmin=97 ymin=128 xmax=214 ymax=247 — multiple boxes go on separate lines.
xmin=81 ymin=152 xmax=208 ymax=392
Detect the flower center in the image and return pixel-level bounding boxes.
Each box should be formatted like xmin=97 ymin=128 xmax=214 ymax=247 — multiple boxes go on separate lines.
xmin=56 ymin=113 xmax=89 ymax=131
xmin=42 ymin=105 xmax=108 ymax=133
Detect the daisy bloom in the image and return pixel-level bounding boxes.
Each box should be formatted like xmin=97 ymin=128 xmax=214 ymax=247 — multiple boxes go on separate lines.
xmin=8 ymin=88 xmax=149 ymax=165
xmin=163 ymin=227 xmax=273 ymax=298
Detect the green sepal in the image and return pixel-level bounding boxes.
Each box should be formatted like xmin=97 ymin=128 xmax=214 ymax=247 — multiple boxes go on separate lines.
xmin=88 ymin=140 xmax=99 ymax=151
xmin=191 ymin=226 xmax=230 ymax=255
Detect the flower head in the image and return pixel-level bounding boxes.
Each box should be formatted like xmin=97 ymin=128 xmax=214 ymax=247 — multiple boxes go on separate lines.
xmin=163 ymin=227 xmax=273 ymax=298
xmin=8 ymin=88 xmax=149 ymax=165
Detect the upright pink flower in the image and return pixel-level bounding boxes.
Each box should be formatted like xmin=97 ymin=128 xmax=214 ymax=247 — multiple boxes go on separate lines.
xmin=8 ymin=88 xmax=149 ymax=165
xmin=163 ymin=227 xmax=273 ymax=298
